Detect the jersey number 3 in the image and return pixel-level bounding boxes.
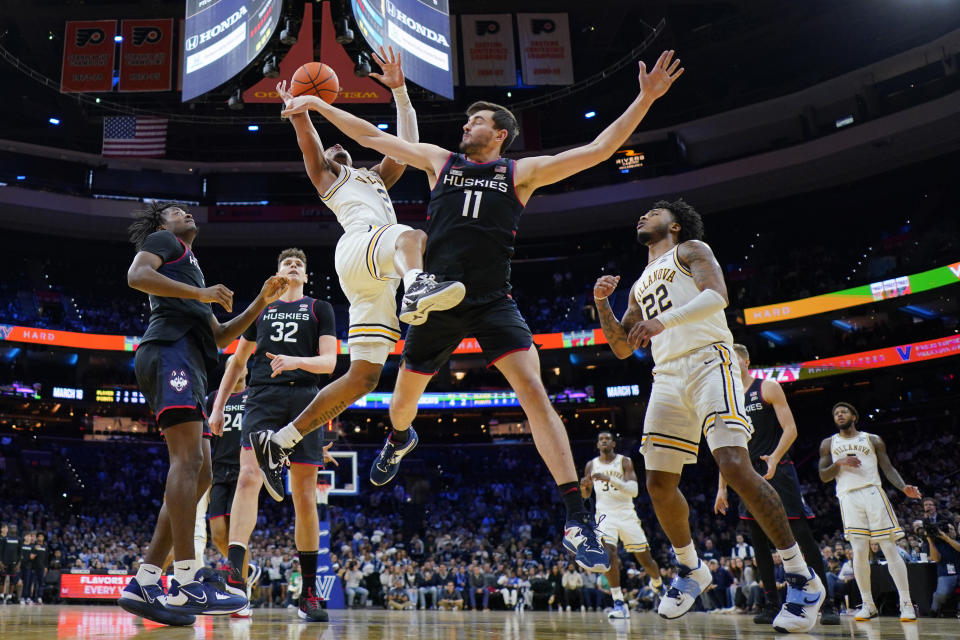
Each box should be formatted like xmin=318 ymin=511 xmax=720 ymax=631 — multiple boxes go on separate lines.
xmin=270 ymin=321 xmax=298 ymax=343
xmin=641 ymin=284 xmax=673 ymax=319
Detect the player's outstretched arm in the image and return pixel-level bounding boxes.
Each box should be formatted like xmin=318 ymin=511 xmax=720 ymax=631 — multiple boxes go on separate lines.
xmin=871 ymin=435 xmax=921 ymax=498
xmin=209 ymin=275 xmax=287 ymax=349
xmin=209 ymin=348 xmax=254 ymax=435
xmin=759 ymin=379 xmax=798 ymax=480
xmin=368 ymin=46 xmax=418 ymax=189
xmin=514 ymin=50 xmax=683 ymax=200
xmin=594 ymin=275 xmax=643 ymax=359
xmin=277 ymin=81 xmax=338 ymax=194
xmin=281 ymin=95 xmax=448 ymax=180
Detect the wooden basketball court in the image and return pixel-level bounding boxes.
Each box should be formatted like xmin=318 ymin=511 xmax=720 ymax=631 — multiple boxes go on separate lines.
xmin=0 ymin=605 xmax=953 ymax=639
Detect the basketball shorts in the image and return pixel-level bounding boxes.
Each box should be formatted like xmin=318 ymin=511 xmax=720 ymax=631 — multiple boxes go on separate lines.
xmin=738 ymin=460 xmax=814 ymax=521
xmin=838 ymin=485 xmax=904 ymax=541
xmin=241 ymin=384 xmax=325 ymax=466
xmin=208 ymin=469 xmax=239 ymax=520
xmin=402 ymin=295 xmax=533 ymax=375
xmin=641 ymin=343 xmax=752 ymax=473
xmin=335 ymin=223 xmax=410 ymax=363
xmin=135 ymin=334 xmax=211 ymax=435
xmin=596 ymin=510 xmax=650 ymax=553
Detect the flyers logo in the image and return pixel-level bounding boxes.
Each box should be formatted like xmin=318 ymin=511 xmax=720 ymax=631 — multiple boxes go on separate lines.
xmin=132 ymin=26 xmax=162 ymax=46
xmin=76 ymin=28 xmax=106 ymax=47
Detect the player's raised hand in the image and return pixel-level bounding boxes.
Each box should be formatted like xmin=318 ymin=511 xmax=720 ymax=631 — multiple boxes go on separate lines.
xmin=322 ymin=442 xmax=339 ymax=467
xmin=198 ymin=284 xmax=234 ymax=312
xmin=627 ymin=318 xmax=665 ymax=349
xmin=638 ymin=50 xmax=684 ymax=100
xmin=281 ymin=95 xmax=319 ymax=117
xmin=258 ymin=275 xmax=288 ymax=305
xmin=594 ymin=275 xmax=620 ymax=301
xmin=903 ymin=485 xmax=921 ymax=499
xmin=276 ymin=79 xmax=295 ymax=107
xmin=265 ymin=352 xmax=300 ymax=377
xmin=714 ymin=488 xmax=729 ymax=515
xmin=208 ymin=408 xmax=225 ymax=436
xmin=369 ymin=45 xmax=405 ymax=89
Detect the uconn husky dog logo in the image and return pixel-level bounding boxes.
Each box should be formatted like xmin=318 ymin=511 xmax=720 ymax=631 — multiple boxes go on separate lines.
xmin=169 ymin=370 xmax=190 ymax=393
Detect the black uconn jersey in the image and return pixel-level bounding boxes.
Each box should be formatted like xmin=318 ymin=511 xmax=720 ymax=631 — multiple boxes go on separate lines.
xmin=242 ymin=297 xmax=335 ymax=386
xmin=426 ymin=153 xmax=525 ymax=302
xmin=744 ymin=378 xmax=788 ymax=464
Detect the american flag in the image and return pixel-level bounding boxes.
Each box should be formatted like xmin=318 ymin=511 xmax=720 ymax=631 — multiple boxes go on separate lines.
xmin=102 ymin=116 xmax=167 ymax=157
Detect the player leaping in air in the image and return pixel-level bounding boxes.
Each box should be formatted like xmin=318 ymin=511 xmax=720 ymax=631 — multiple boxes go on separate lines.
xmin=246 ymin=47 xmax=465 ymax=497
xmin=264 ymin=49 xmax=683 ymax=573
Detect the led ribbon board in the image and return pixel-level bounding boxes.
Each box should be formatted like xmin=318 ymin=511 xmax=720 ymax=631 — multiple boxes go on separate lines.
xmin=744 ymin=261 xmax=960 ymax=325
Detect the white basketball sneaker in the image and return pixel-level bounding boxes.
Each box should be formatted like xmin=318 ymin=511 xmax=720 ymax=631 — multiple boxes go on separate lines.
xmin=657 ymin=562 xmax=712 ymax=619
xmin=854 ymin=602 xmax=879 ymax=621
xmin=899 ymin=602 xmax=917 ymax=622
xmin=772 ymin=568 xmax=825 ymax=633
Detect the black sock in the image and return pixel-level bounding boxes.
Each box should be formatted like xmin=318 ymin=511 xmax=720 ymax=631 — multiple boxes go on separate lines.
xmin=300 ymin=550 xmax=319 ymax=597
xmin=389 ymin=428 xmax=410 ymax=445
xmin=558 ymin=482 xmax=585 ymax=518
xmin=227 ymin=544 xmax=246 ymax=581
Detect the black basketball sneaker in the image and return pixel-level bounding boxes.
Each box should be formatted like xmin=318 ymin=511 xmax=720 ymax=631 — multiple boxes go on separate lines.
xmin=398 ymin=273 xmax=465 ymax=326
xmin=250 ymin=430 xmax=290 ymax=502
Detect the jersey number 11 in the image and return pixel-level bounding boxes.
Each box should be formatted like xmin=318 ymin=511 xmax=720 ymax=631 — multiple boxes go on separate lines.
xmin=461 ymin=190 xmax=483 ymax=218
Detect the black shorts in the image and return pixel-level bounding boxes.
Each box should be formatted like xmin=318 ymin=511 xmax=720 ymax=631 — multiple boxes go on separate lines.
xmin=739 ymin=460 xmax=814 ymax=521
xmin=135 ymin=334 xmax=211 ymax=435
xmin=402 ymin=295 xmax=533 ymax=375
xmin=241 ymin=384 xmax=325 ymax=466
xmin=208 ymin=469 xmax=239 ymax=520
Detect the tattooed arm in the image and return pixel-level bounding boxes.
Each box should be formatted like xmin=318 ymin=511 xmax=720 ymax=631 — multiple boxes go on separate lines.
xmin=871 ymin=434 xmax=922 ymax=498
xmin=593 ymin=275 xmax=643 ymax=359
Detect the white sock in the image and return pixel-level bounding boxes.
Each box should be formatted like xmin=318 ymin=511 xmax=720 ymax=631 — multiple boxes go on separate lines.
xmin=403 ymin=269 xmax=423 ymax=291
xmin=174 ymin=559 xmax=200 ymax=585
xmin=673 ymin=542 xmax=699 ymax=569
xmin=272 ymin=423 xmax=303 ymax=449
xmin=135 ymin=563 xmax=162 ymax=585
xmin=611 ymin=586 xmax=623 ymax=601
xmin=879 ymin=540 xmax=911 ymax=604
xmin=779 ymin=542 xmax=808 ymax=575
xmin=851 ymin=537 xmax=873 ymax=605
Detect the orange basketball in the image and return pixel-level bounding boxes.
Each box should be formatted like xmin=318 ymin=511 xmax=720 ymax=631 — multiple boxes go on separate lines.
xmin=291 ymin=62 xmax=339 ymax=104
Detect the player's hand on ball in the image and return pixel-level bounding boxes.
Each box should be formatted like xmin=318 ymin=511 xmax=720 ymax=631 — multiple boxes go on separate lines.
xmin=322 ymin=442 xmax=339 ymax=467
xmin=594 ymin=275 xmax=620 ymax=301
xmin=199 ymin=284 xmax=234 ymax=312
xmin=369 ymin=45 xmax=405 ymax=89
xmin=265 ymin=352 xmax=300 ymax=377
xmin=759 ymin=454 xmax=780 ymax=480
xmin=276 ymin=80 xmax=294 ymax=107
xmin=259 ymin=275 xmax=288 ymax=304
xmin=903 ymin=485 xmax=921 ymax=499
xmin=627 ymin=318 xmax=665 ymax=349
xmin=208 ymin=408 xmax=225 ymax=436
xmin=281 ymin=96 xmax=318 ymax=117
xmin=639 ymin=50 xmax=684 ymax=100
xmin=714 ymin=490 xmax=728 ymax=515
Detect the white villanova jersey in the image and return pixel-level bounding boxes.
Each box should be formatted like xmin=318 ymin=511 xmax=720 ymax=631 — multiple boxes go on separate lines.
xmin=634 ymin=244 xmax=732 ymax=364
xmin=320 ymin=164 xmax=397 ymax=232
xmin=591 ymin=454 xmax=636 ymax=515
xmin=830 ymin=431 xmax=882 ymax=496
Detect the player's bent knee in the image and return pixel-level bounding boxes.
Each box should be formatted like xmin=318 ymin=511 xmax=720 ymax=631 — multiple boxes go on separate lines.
xmin=346 ymin=365 xmax=380 ymax=395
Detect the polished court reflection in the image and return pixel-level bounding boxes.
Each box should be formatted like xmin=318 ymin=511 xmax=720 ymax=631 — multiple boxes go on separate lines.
xmin=0 ymin=606 xmax=951 ymax=640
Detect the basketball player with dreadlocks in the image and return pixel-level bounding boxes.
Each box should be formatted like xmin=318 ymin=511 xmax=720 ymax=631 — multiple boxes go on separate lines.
xmin=714 ymin=344 xmax=839 ymax=625
xmin=594 ymin=199 xmax=825 ymax=632
xmin=118 ymin=202 xmax=287 ymax=625
xmin=276 ymin=48 xmax=683 ymax=574
xmin=819 ymin=402 xmax=919 ymax=622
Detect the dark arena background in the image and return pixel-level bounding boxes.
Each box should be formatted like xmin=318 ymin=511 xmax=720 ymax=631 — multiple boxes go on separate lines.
xmin=1 ymin=1 xmax=959 ymax=639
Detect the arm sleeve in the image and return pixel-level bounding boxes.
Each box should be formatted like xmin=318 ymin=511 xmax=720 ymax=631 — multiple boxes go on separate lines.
xmin=655 ymin=288 xmax=727 ymax=329
xmin=605 ymin=476 xmax=639 ymax=497
xmin=314 ymin=300 xmax=337 ymax=337
xmin=392 ymin=85 xmax=419 ymax=146
xmin=139 ymin=230 xmax=184 ymax=263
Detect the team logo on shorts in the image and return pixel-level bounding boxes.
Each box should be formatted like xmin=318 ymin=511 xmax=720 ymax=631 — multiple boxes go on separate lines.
xmin=169 ymin=370 xmax=190 ymax=393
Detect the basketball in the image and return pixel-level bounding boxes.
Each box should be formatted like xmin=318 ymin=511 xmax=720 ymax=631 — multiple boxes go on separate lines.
xmin=291 ymin=62 xmax=339 ymax=104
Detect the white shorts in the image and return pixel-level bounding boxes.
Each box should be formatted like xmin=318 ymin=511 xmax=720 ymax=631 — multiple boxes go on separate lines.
xmin=839 ymin=485 xmax=905 ymax=541
xmin=596 ymin=510 xmax=650 ymax=553
xmin=335 ymin=223 xmax=411 ymax=363
xmin=641 ymin=343 xmax=753 ymax=474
